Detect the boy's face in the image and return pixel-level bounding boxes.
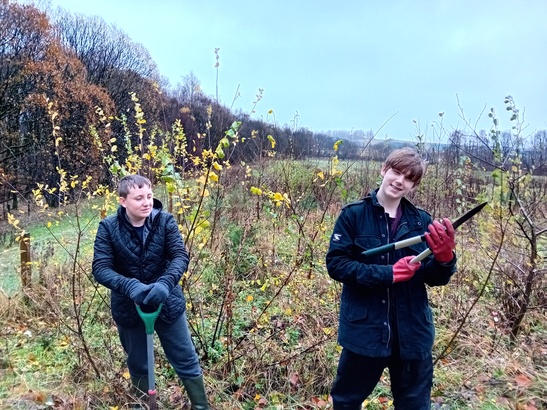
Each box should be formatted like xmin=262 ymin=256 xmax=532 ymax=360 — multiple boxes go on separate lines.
xmin=379 ymin=166 xmax=416 ymax=201
xmin=119 ymin=185 xmax=153 ymax=226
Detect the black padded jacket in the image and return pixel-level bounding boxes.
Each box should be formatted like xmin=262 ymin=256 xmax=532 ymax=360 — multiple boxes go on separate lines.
xmin=92 ymin=199 xmax=189 ymax=327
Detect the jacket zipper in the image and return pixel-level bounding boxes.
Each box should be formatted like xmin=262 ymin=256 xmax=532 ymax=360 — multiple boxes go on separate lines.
xmin=384 ymin=213 xmax=391 ymax=349
xmin=386 ymin=288 xmax=391 ymax=348
xmin=141 ymin=211 xmax=160 ymax=282
xmin=395 ymin=221 xmax=407 ymax=241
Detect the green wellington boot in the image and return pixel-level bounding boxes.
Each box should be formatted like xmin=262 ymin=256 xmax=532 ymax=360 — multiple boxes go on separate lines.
xmin=129 ymin=375 xmax=149 ymax=410
xmin=181 ymin=374 xmax=210 ymax=410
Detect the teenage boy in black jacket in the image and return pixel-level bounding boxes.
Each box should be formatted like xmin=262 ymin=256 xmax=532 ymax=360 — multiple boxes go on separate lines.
xmin=326 ymin=148 xmax=457 ymax=410
xmin=92 ymin=174 xmax=209 ymax=409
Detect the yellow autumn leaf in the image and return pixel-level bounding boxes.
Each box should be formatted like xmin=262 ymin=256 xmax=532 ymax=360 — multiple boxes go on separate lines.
xmin=246 ymin=295 xmax=253 ymax=302
xmin=213 ymin=162 xmax=222 ymax=170
xmin=219 ymin=137 xmax=230 ymax=148
xmin=215 ymin=146 xmax=225 ymax=159
xmin=123 ymin=371 xmax=130 ymax=380
xmin=58 ymin=336 xmax=69 ymax=348
xmin=209 ymin=172 xmax=219 ymax=182
xmin=333 ymin=140 xmax=343 ymax=151
xmin=250 ymin=187 xmax=263 ymax=195
xmin=267 ymin=134 xmax=276 ymax=148
xmin=317 ymin=171 xmax=325 ymax=180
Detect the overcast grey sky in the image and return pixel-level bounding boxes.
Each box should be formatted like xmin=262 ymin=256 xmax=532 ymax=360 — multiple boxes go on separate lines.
xmin=41 ymin=0 xmax=547 ymax=141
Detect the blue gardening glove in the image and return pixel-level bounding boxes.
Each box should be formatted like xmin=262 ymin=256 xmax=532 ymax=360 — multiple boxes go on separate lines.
xmin=125 ymin=279 xmax=152 ymax=305
xmin=143 ymin=282 xmax=170 ymax=306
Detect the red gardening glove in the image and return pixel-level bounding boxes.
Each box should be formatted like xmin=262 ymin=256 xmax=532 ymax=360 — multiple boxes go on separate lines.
xmin=425 ymin=218 xmax=456 ymax=263
xmin=393 ymin=256 xmax=421 ymax=283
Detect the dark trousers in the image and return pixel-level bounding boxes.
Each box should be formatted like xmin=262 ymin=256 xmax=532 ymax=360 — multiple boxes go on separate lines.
xmin=117 ymin=311 xmax=202 ymax=381
xmin=331 ymin=348 xmax=433 ymax=410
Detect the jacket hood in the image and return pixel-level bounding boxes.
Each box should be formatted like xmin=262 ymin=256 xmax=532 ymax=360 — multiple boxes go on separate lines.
xmin=150 ymin=198 xmax=163 ymax=219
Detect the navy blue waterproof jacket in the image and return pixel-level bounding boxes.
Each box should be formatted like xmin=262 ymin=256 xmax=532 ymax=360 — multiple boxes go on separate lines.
xmin=92 ymin=198 xmax=189 ymax=328
xmin=326 ymin=190 xmax=456 ymax=360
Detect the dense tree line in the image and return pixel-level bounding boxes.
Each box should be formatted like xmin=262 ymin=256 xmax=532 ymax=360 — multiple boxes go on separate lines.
xmin=0 ymin=1 xmax=362 ymax=214
xmin=1 ymin=0 xmax=114 ymax=212
xmin=1 ymin=1 xmax=545 ymax=216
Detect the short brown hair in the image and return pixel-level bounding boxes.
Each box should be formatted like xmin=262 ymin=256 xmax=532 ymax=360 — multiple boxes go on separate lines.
xmin=117 ymin=175 xmax=152 ymax=198
xmin=383 ymin=147 xmax=427 ymax=184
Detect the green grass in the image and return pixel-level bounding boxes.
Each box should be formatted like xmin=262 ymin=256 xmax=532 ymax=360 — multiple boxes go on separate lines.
xmin=0 ymin=203 xmax=102 ymax=296
xmin=0 ymin=247 xmax=20 ymax=294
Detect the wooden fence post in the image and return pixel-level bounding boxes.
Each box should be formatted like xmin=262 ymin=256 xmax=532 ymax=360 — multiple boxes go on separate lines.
xmin=20 ymin=232 xmax=31 ymax=288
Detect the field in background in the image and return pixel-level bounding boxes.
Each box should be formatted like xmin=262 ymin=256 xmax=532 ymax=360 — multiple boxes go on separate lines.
xmin=0 ymin=157 xmax=545 ymax=410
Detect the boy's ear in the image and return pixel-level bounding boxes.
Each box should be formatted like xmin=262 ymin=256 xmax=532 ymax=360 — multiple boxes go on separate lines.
xmin=380 ymin=165 xmax=388 ymax=176
xmin=119 ymin=196 xmax=127 ymax=207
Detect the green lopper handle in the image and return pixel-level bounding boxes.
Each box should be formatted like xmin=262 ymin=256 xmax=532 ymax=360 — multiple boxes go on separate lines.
xmin=135 ymin=304 xmax=163 ymax=335
xmin=362 ymin=243 xmax=396 ymax=258
xmin=362 ymin=235 xmax=426 ymax=258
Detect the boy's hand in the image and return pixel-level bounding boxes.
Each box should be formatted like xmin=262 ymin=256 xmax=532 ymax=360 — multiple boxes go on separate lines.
xmin=393 ymin=256 xmax=421 ymax=283
xmin=126 ymin=279 xmax=152 ymax=305
xmin=143 ymin=283 xmax=169 ymax=306
xmin=425 ymin=218 xmax=456 ymax=263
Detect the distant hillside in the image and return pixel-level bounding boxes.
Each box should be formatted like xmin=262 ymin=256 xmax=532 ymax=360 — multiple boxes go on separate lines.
xmin=368 ymin=138 xmax=449 ymax=151
xmin=320 ymin=130 xmax=449 ymax=151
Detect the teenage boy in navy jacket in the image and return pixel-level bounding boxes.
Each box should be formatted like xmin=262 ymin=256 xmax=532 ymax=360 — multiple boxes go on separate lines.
xmin=92 ymin=175 xmax=209 ymax=409
xmin=326 ymin=148 xmax=457 ymax=409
